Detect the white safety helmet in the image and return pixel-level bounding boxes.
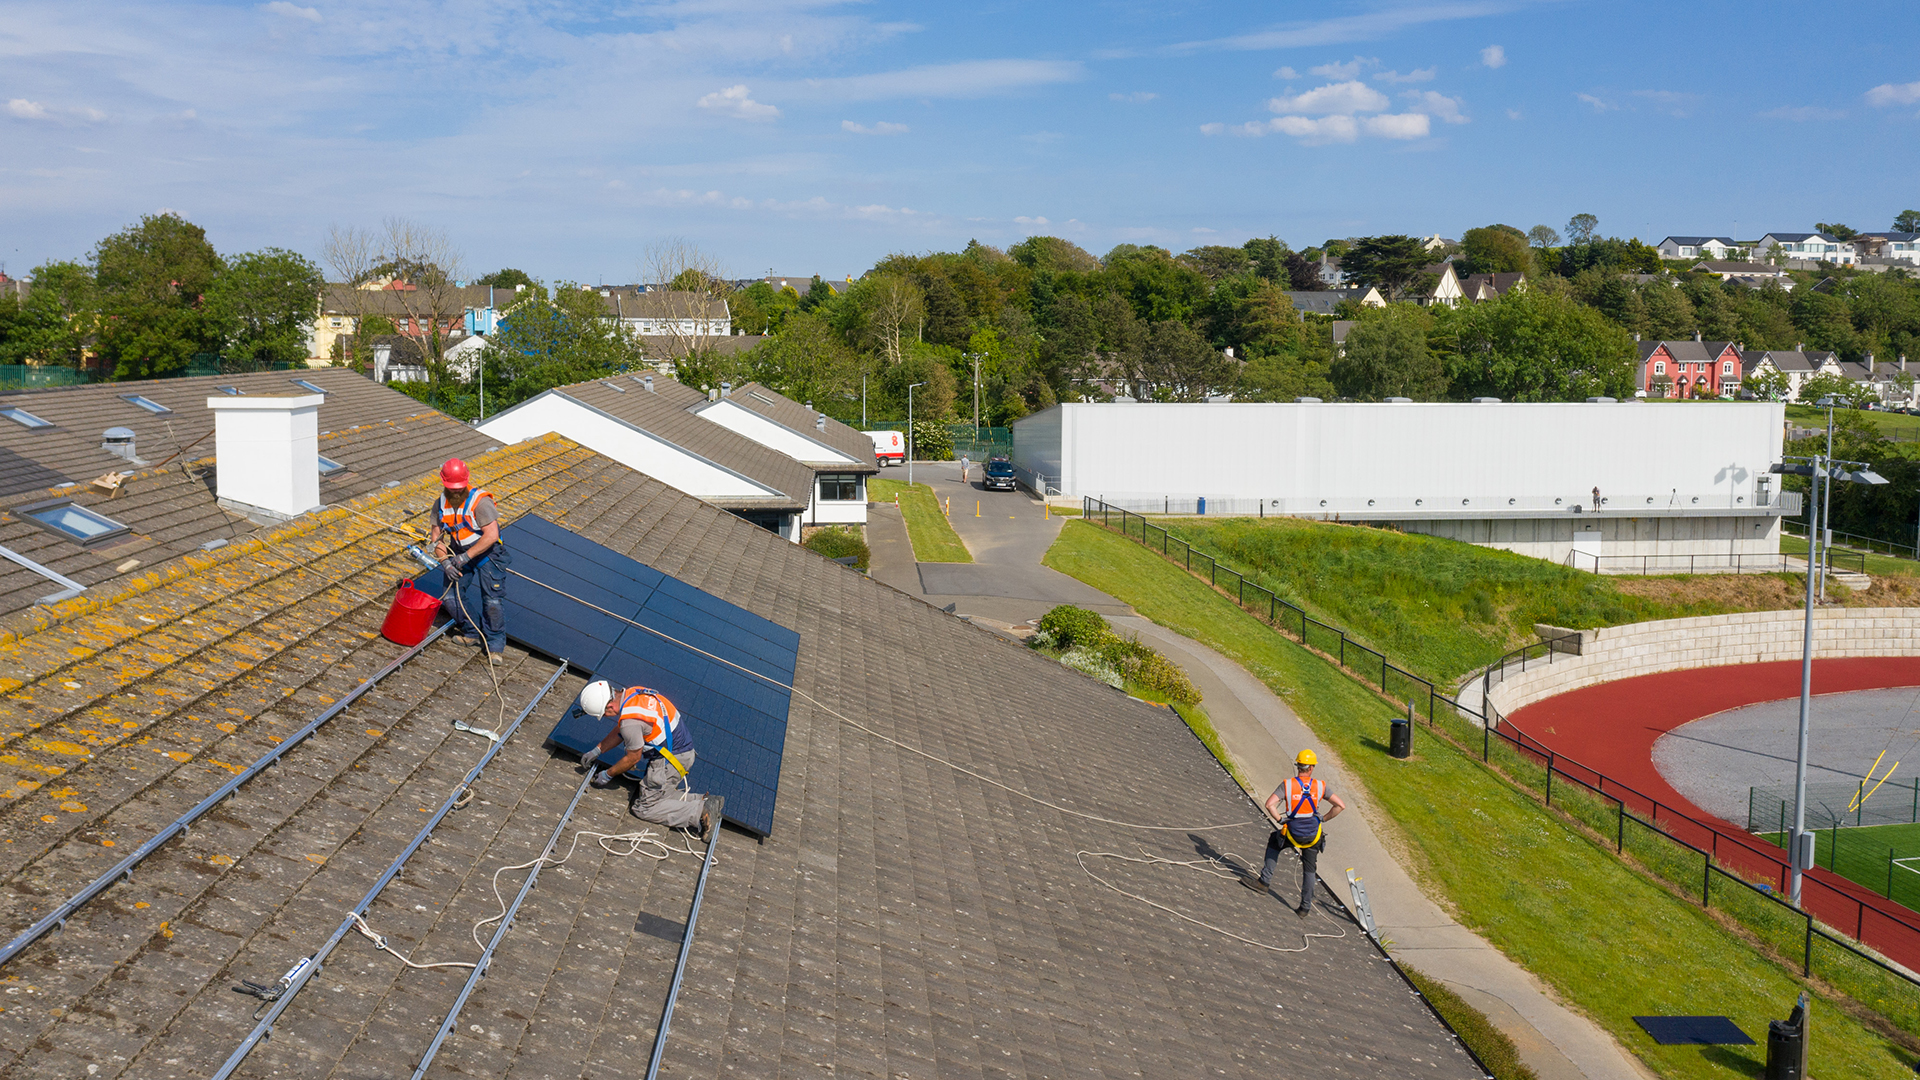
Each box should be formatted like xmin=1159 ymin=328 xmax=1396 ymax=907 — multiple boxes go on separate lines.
xmin=578 ymin=680 xmax=613 ymax=717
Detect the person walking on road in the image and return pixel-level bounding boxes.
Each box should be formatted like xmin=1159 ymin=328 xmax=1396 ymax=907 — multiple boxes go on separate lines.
xmin=577 ymin=680 xmax=717 ymax=839
xmin=1245 ymin=749 xmax=1346 ymax=916
xmin=959 ymin=455 xmax=971 ymax=485
xmin=430 ymin=458 xmax=510 ymax=664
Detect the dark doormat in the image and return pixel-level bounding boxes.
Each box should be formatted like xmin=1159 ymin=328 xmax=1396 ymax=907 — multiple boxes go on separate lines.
xmin=1633 ymin=1015 xmax=1754 ymax=1045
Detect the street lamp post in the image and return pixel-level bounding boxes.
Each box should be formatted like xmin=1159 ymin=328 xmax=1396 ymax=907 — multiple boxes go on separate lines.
xmin=965 ymin=352 xmax=983 ymax=436
xmin=1773 ymin=453 xmax=1888 ymax=905
xmin=861 ymin=373 xmax=867 ymax=429
xmin=907 ymin=381 xmax=927 ymax=488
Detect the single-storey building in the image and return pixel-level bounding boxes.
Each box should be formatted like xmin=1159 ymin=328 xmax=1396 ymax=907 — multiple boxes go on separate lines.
xmin=688 ymin=380 xmax=878 ymax=530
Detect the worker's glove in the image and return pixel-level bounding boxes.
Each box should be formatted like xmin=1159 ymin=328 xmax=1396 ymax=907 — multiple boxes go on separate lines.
xmin=441 ymin=557 xmax=462 ymax=580
xmin=588 ymin=768 xmax=611 ymax=788
xmin=581 ymin=749 xmax=601 ymax=771
xmin=451 ymin=552 xmax=471 ymax=571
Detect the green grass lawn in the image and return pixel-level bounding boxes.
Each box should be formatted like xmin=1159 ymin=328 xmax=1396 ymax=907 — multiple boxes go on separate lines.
xmin=1043 ymin=519 xmax=1919 ymax=1078
xmin=1162 ymin=516 xmax=1792 ymax=684
xmin=1787 ymin=404 xmax=1920 ymax=441
xmin=869 ymin=477 xmax=972 ymax=563
xmin=1781 ymin=533 xmax=1919 ymax=577
xmin=1756 ymin=821 xmax=1920 ymax=909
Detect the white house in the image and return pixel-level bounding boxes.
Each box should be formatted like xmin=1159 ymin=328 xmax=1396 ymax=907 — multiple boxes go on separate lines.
xmin=1753 ymin=232 xmax=1855 ymax=265
xmin=690 ymin=381 xmax=878 ymax=529
xmin=1851 ymin=231 xmax=1920 ymax=266
xmin=1012 ymin=401 xmax=1795 ymax=569
xmin=1657 ymin=236 xmax=1739 ymax=260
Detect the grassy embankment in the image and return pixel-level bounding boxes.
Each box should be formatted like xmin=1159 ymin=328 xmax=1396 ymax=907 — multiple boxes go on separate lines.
xmin=869 ymin=477 xmax=971 ymax=563
xmin=1781 ymin=533 xmax=1920 ymax=579
xmin=1756 ymin=820 xmax=1920 ymax=911
xmin=1043 ymin=520 xmax=1920 ymax=1078
xmin=1787 ymin=404 xmax=1920 ymax=441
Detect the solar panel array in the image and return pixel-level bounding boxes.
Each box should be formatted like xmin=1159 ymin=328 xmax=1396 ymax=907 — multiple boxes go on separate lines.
xmin=411 ymin=514 xmax=797 ymax=835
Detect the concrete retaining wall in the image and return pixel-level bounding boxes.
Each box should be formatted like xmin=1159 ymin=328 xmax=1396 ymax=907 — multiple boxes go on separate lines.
xmin=1483 ymin=607 xmax=1920 ymax=717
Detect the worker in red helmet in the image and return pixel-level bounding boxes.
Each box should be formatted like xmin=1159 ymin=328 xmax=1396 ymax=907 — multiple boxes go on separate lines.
xmin=428 ymin=458 xmax=510 ymax=663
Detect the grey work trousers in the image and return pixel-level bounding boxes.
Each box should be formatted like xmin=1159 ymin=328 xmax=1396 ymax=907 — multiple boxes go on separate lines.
xmin=629 ymin=749 xmax=705 ymax=830
xmin=1261 ymin=830 xmax=1324 ymax=913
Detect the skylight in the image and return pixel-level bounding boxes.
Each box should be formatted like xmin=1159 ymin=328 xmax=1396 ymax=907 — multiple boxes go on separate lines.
xmin=317 ymin=455 xmax=346 ymax=476
xmin=291 ymin=378 xmax=328 ymax=395
xmin=121 ymin=394 xmax=173 ymax=414
xmin=20 ymin=500 xmax=129 ymax=546
xmin=216 ymin=386 xmax=244 ymax=396
xmin=0 ymin=407 xmax=52 ymax=429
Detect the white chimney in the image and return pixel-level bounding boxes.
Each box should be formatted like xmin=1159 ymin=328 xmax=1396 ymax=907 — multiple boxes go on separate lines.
xmin=207 ymin=393 xmax=324 ymax=521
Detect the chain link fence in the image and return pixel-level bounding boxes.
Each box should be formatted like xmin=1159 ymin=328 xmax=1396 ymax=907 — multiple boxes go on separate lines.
xmin=1749 ymin=779 xmax=1920 ymax=833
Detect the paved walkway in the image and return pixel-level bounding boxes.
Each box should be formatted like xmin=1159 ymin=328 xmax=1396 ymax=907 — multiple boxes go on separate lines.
xmin=868 ymin=464 xmax=1654 ymax=1080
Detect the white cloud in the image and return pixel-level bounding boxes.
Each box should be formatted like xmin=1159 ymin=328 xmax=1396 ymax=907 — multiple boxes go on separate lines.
xmin=842 ymin=120 xmax=908 ymax=135
xmin=1178 ymin=4 xmax=1511 ymax=53
xmin=1310 ymin=56 xmax=1373 ymax=79
xmin=1015 ymin=215 xmax=1050 ymax=225
xmin=1576 ymin=93 xmax=1615 ymax=112
xmin=1405 ymin=90 xmax=1466 ymax=123
xmin=7 ymin=98 xmax=102 ymax=123
xmin=1379 ymin=67 xmax=1436 ymax=84
xmin=1480 ymin=44 xmax=1506 ymax=68
xmin=1271 ymin=114 xmax=1359 ymax=143
xmin=698 ymin=85 xmax=780 ymax=120
xmin=1867 ymin=81 xmax=1920 ymax=107
xmin=262 ymin=1 xmax=320 ymax=22
xmin=1109 ymin=91 xmax=1157 ymax=103
xmin=1199 ymin=122 xmax=1226 ymax=134
xmin=1273 ymin=66 xmax=1299 ymax=79
xmin=1760 ymin=105 xmax=1845 ymax=122
xmin=1268 ymin=80 xmax=1388 ymax=115
xmin=7 ymin=99 xmax=49 ymax=120
xmin=1192 ymin=227 xmax=1216 ymax=233
xmin=1506 ymin=108 xmax=1522 ymax=120
xmin=1362 ymin=112 xmax=1430 ymax=139
xmin=802 ymin=59 xmax=1081 ymax=101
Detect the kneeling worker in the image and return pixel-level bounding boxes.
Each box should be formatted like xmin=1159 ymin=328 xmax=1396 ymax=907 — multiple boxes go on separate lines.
xmin=577 ymin=680 xmax=717 ymax=839
xmin=1245 ymin=749 xmax=1346 ymax=917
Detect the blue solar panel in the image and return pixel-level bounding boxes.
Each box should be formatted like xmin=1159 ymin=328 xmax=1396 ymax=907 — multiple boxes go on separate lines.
xmin=413 ymin=514 xmax=795 ymax=836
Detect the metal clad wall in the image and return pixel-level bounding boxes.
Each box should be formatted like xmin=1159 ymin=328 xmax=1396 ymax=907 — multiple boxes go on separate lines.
xmin=1035 ymin=402 xmax=1784 ymax=506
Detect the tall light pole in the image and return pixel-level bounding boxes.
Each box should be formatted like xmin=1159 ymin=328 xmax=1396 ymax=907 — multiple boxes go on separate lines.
xmin=965 ymin=352 xmax=983 ymax=436
xmin=907 ymin=381 xmax=927 ymax=488
xmin=861 ymin=372 xmax=868 ymax=429
xmin=1774 ymin=453 xmax=1888 ymax=905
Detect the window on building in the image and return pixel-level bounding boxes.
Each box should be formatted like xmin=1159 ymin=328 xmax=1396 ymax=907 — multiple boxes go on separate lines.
xmin=121 ymin=394 xmax=173 ymax=414
xmin=1724 ymin=361 xmax=1734 ymax=375
xmin=19 ymin=499 xmax=130 ymax=546
xmin=817 ymin=473 xmax=862 ymax=501
xmin=1654 ymin=361 xmax=1666 ymax=374
xmin=329 ymin=318 xmax=344 ymax=328
xmin=0 ymin=407 xmax=53 ymax=429
xmin=317 ymin=455 xmax=346 ymax=476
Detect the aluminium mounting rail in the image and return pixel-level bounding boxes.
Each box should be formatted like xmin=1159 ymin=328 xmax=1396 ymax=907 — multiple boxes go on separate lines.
xmin=406 ymin=764 xmax=597 ymax=1080
xmin=0 ymin=623 xmax=452 ymax=970
xmin=645 ymin=798 xmax=724 ymax=1080
xmin=209 ymin=657 xmax=569 ymax=1080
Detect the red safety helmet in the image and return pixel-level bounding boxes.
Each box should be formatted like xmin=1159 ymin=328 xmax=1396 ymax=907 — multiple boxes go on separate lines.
xmin=440 ymin=458 xmax=470 ymax=487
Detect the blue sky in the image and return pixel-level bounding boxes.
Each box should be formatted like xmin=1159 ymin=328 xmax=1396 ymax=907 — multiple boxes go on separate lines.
xmin=4 ymin=1 xmax=1918 ymax=284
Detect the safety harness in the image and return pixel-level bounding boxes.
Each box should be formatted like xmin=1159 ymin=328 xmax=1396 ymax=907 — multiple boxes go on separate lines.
xmin=620 ymin=687 xmax=690 ymax=778
xmin=1283 ymin=774 xmax=1324 ymax=850
xmin=437 ymin=488 xmax=499 ymax=562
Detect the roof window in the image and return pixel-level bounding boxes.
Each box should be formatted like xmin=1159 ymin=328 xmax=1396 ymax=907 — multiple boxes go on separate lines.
xmin=291 ymin=378 xmax=328 ymax=395
xmin=18 ymin=499 xmax=130 ymax=546
xmin=0 ymin=407 xmax=53 ymax=429
xmin=317 ymin=454 xmax=346 ymax=477
xmin=216 ymin=386 xmax=244 ymax=396
xmin=121 ymin=394 xmax=173 ymax=414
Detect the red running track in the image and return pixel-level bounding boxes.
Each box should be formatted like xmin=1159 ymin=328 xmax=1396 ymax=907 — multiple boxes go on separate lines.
xmin=1504 ymin=657 xmax=1920 ymax=971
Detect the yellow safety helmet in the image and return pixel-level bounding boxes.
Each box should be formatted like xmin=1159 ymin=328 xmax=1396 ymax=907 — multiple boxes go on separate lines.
xmin=1295 ymin=749 xmax=1317 ymax=767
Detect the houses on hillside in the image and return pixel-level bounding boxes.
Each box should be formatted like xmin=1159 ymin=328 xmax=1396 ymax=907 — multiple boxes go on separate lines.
xmin=1636 ymin=335 xmax=1918 ymax=406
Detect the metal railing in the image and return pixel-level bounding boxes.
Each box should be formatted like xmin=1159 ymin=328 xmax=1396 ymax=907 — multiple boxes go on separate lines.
xmin=1085 ymin=496 xmax=1920 ymax=1007
xmin=1784 ymin=520 xmax=1920 ymax=562
xmin=1566 ymin=551 xmax=1859 ymax=576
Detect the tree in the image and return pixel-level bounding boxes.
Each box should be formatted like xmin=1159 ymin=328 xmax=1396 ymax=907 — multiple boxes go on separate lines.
xmin=205 ymin=248 xmax=325 ymax=369
xmin=0 ymin=260 xmax=93 ymax=367
xmin=1283 ymin=252 xmax=1322 ymax=291
xmin=1201 ymin=276 xmax=1300 ymax=360
xmin=1178 ymin=245 xmax=1250 ymax=281
xmin=1132 ymin=319 xmax=1232 ymax=401
xmin=1743 ymin=366 xmax=1791 ymax=401
xmin=91 ymin=213 xmax=223 ymax=379
xmin=844 ymin=273 xmax=923 ymax=365
xmin=371 ymin=217 xmax=467 ymax=390
xmin=1638 ymin=280 xmax=1696 ymax=340
xmin=1894 ymin=210 xmax=1920 ymax=234
xmin=741 ymin=311 xmax=860 ymax=410
xmin=1815 ymin=222 xmax=1858 ymax=242
xmin=478 ymin=285 xmax=645 ymax=413
xmin=1565 ymin=213 xmax=1599 ymax=244
xmin=1331 ymin=304 xmax=1445 ymax=400
xmin=1527 ymin=225 xmax=1561 ymax=249
xmin=1008 ymin=236 xmax=1100 ymax=274
xmin=1340 ymin=235 xmax=1434 ymax=300
xmin=1797 ymin=371 xmax=1873 ymax=408
xmin=1435 ymin=287 xmax=1637 ymax=401
xmin=1242 ymin=236 xmax=1289 ymax=282
xmin=643 ymin=238 xmax=735 ymax=361
xmin=1459 ymin=225 xmax=1531 ymax=275
xmin=476 ymin=268 xmax=540 ymax=293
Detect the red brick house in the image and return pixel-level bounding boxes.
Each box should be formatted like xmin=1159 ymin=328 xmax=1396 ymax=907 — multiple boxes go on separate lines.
xmin=1638 ymin=337 xmax=1743 ymax=398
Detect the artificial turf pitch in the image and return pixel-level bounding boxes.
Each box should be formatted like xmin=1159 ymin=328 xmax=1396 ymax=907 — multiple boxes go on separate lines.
xmin=1759 ymin=820 xmax=1920 ymax=909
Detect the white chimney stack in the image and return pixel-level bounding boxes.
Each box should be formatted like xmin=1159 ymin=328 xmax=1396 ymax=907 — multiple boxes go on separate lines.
xmin=207 ymin=393 xmax=324 ymax=521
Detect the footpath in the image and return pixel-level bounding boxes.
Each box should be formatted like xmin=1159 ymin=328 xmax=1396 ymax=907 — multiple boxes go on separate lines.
xmin=866 ymin=463 xmax=1654 ymax=1080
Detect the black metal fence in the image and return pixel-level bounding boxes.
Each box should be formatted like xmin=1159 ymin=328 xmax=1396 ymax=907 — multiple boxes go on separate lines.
xmin=1784 ymin=519 xmax=1920 ymax=564
xmin=1084 ymin=496 xmax=1920 ymax=1022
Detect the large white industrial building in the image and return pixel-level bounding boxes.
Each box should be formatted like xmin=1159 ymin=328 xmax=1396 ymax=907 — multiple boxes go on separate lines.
xmin=1011 ymin=401 xmax=1798 ymax=569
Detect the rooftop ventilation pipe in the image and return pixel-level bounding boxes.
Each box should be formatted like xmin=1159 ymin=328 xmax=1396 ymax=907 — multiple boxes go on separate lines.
xmin=102 ymin=427 xmax=139 ymax=463
xmin=643 ymin=375 xmax=654 ymax=392
xmin=721 ymin=381 xmax=732 ymax=398
xmin=206 ymin=392 xmax=323 ymax=521
xmin=816 ymin=414 xmax=826 ymax=432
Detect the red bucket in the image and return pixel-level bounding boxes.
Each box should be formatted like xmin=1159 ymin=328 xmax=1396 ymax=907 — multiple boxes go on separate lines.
xmin=380 ymin=579 xmax=441 ymax=646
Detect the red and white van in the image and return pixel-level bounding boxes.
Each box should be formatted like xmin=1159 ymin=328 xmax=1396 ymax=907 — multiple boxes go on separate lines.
xmin=864 ymin=429 xmax=905 ymax=466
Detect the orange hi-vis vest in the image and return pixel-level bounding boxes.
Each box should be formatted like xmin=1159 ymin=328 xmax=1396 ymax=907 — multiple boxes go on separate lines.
xmin=617 ymin=687 xmax=691 ymax=761
xmin=1282 ymin=775 xmax=1326 ymax=849
xmin=438 ymin=487 xmax=495 ymax=553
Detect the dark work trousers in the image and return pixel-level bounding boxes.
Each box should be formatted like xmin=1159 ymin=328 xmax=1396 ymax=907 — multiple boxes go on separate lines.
xmin=1262 ymin=829 xmax=1326 ymax=913
xmin=443 ymin=546 xmax=511 ymax=652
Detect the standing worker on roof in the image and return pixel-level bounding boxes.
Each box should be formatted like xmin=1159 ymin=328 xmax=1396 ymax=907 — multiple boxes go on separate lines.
xmin=577 ymin=680 xmax=718 ymax=839
xmin=1245 ymin=749 xmax=1346 ymax=917
xmin=429 ymin=458 xmax=511 ymax=664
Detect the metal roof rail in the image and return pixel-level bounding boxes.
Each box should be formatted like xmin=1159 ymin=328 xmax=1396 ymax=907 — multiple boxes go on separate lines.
xmin=0 ymin=621 xmax=455 ymax=970
xmin=645 ymin=797 xmax=724 ymax=1080
xmin=210 ymin=658 xmax=569 ymax=1080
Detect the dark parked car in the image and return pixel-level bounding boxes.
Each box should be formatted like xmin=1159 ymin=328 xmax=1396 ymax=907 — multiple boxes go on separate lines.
xmin=983 ymin=456 xmax=1017 ymax=491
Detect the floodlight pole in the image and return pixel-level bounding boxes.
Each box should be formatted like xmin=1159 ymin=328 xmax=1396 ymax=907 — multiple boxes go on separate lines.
xmin=907 ymin=381 xmax=927 ymax=488
xmin=1791 ymin=456 xmax=1822 ymax=907
xmin=1820 ymin=402 xmax=1836 ymax=602
xmin=861 ymin=373 xmax=868 ymax=428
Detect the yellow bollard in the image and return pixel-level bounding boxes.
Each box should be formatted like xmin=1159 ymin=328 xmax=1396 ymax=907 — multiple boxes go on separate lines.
xmin=976 ymin=500 xmax=981 ymax=518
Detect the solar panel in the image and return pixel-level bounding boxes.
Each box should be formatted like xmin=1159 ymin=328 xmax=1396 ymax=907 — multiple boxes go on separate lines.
xmin=411 ymin=514 xmax=796 ymax=836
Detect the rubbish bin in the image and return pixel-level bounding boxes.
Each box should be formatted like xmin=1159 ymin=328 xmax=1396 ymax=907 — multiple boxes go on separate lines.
xmin=1765 ymin=992 xmax=1808 ymax=1080
xmin=1197 ymin=496 xmax=1206 ymax=516
xmin=1389 ymin=716 xmax=1411 ymax=759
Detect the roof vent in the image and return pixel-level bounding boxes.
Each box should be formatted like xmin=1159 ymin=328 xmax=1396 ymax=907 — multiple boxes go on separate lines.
xmin=1383 ymin=397 xmax=1412 ymax=403
xmin=1586 ymin=396 xmax=1617 ymax=403
xmin=721 ymin=381 xmax=732 ymax=398
xmin=102 ymin=427 xmax=141 ymax=463
xmin=643 ymin=375 xmax=654 ymax=392
xmin=1295 ymin=396 xmax=1322 ymax=403
xmin=1471 ymin=396 xmax=1501 ymax=403
xmin=816 ymin=414 xmax=827 ymax=432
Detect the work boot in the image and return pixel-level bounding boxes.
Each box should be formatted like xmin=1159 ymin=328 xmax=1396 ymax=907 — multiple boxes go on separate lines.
xmin=489 ymin=650 xmax=504 ymax=665
xmin=1296 ymin=903 xmax=1312 ymax=919
xmin=1241 ymin=876 xmax=1268 ymax=895
xmin=699 ymin=796 xmax=724 ymax=842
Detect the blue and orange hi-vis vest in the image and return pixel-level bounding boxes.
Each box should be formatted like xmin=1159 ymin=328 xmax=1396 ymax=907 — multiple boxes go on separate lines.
xmin=438 ymin=487 xmax=495 ymax=555
xmin=1282 ymin=775 xmax=1326 ymax=849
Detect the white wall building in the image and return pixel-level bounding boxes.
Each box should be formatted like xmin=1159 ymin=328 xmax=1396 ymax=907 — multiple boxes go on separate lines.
xmin=1013 ymin=401 xmax=1797 ymax=569
xmin=690 ymin=382 xmax=878 ymax=528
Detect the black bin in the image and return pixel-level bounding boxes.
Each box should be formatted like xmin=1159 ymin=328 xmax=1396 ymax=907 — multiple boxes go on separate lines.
xmin=1765 ymin=993 xmax=1808 ymax=1080
xmin=1389 ymin=716 xmax=1411 ymax=759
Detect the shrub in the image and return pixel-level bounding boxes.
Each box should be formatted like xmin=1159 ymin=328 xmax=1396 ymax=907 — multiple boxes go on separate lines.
xmin=1103 ymin=638 xmax=1203 ymax=704
xmin=910 ymin=420 xmax=954 ymax=461
xmin=803 ymin=526 xmax=870 ymax=570
xmin=1037 ymin=605 xmax=1111 ymax=650
xmin=1059 ymin=647 xmax=1123 ymax=690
